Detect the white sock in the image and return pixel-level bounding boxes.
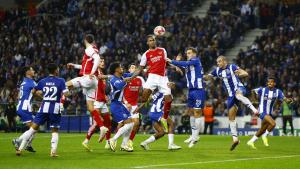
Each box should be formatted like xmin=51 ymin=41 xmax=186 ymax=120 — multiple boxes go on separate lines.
xmin=112 ymin=123 xmax=134 ymax=141
xmin=199 ymin=116 xmax=204 ymax=134
xmin=121 ymin=123 xmax=134 ymax=146
xmin=51 ymin=132 xmax=59 ymax=153
xmin=190 ymin=116 xmax=196 ymax=138
xmin=262 ymin=130 xmax=270 ymax=137
xmin=27 ymin=133 xmax=35 ymax=147
xmin=168 ymin=134 xmax=174 ymax=146
xmin=236 ymin=94 xmax=258 ymax=113
xmin=143 ymin=135 xmax=156 ymax=144
xmin=192 ymin=118 xmax=201 ymax=140
xmin=19 ymin=128 xmax=37 ymax=151
xmin=250 ymin=135 xmax=258 ymax=142
xmin=83 ymin=138 xmax=89 ymax=144
xmin=229 ymin=120 xmax=238 ymax=142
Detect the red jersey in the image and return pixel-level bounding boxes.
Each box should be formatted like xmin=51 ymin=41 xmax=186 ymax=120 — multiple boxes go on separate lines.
xmin=79 ymin=45 xmax=99 ymax=76
xmin=96 ymin=70 xmax=106 ymax=102
xmin=140 ymin=47 xmax=167 ymax=76
xmin=124 ymin=76 xmax=144 ymax=106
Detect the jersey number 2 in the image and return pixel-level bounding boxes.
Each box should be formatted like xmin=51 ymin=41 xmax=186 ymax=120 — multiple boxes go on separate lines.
xmin=43 ymin=86 xmax=58 ymax=101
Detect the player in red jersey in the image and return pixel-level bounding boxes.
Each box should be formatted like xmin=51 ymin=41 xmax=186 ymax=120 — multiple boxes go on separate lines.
xmin=123 ymin=64 xmax=145 ymax=150
xmin=130 ymin=35 xmax=179 ymax=130
xmin=81 ymin=57 xmax=112 ymax=151
xmin=66 ymin=34 xmax=108 ymax=142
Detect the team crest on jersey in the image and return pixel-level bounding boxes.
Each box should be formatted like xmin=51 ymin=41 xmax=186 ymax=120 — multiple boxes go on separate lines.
xmin=158 ymin=51 xmax=162 ymax=55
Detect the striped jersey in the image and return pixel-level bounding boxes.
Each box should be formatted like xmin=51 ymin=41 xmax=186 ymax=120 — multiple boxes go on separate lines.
xmin=109 ymin=73 xmax=131 ymax=102
xmin=254 ymin=87 xmax=284 ymax=115
xmin=17 ymin=77 xmax=36 ymax=112
xmin=150 ymin=92 xmax=164 ymax=113
xmin=171 ymin=57 xmax=204 ymax=89
xmin=210 ymin=64 xmax=244 ymax=97
xmin=35 ymin=76 xmax=68 ymax=114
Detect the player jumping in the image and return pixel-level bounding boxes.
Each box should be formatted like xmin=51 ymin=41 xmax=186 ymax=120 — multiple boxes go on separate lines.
xmin=204 ymin=56 xmax=258 ymax=151
xmin=66 ymin=34 xmax=108 ymax=142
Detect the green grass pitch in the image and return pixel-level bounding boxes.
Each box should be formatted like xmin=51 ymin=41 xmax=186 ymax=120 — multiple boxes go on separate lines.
xmin=0 ymin=133 xmax=299 ymax=169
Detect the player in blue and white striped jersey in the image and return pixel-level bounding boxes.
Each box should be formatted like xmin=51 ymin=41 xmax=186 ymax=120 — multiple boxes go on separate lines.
xmin=140 ymin=82 xmax=181 ymax=151
xmin=106 ymin=62 xmax=135 ymax=152
xmin=12 ymin=66 xmax=37 ymax=152
xmin=205 ymin=56 xmax=258 ymax=151
xmin=16 ymin=63 xmax=69 ymax=157
xmin=247 ymin=77 xmax=293 ymax=149
xmin=167 ymin=47 xmax=205 ymax=148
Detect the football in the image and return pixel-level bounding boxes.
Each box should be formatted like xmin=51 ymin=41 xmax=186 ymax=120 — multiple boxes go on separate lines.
xmin=154 ymin=25 xmax=166 ymax=36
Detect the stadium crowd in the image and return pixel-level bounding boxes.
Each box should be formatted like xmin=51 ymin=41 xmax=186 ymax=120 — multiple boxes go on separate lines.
xmin=0 ymin=0 xmax=299 ymax=132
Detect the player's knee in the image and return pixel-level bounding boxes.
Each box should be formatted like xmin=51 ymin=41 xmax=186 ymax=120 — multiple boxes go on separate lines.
xmin=270 ymin=121 xmax=276 ymax=128
xmin=158 ymin=130 xmax=165 ymax=137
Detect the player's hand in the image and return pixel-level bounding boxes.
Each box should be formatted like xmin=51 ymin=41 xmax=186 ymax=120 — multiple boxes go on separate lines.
xmin=125 ymin=103 xmax=132 ymax=111
xmin=67 ymin=63 xmax=74 ymax=68
xmin=167 ymin=82 xmax=176 ymax=89
xmin=176 ymin=55 xmax=182 ymax=61
xmin=88 ymin=74 xmax=94 ymax=79
xmin=124 ymin=77 xmax=131 ymax=83
xmin=166 ymin=58 xmax=172 ymax=62
xmin=175 ymin=66 xmax=184 ymax=75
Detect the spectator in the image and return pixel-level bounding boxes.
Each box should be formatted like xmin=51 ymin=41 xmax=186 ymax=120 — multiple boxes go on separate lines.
xmin=203 ymin=101 xmax=214 ymax=135
xmin=5 ymin=95 xmax=17 ymax=132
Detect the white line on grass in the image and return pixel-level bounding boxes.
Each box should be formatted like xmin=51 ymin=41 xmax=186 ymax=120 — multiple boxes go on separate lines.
xmin=131 ymin=154 xmax=300 ymax=168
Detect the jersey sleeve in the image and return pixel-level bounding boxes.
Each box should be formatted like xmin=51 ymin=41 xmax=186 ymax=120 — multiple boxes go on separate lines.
xmin=85 ymin=47 xmax=97 ymax=57
xmin=231 ymin=64 xmax=240 ymax=71
xmin=171 ymin=59 xmax=198 ymax=67
xmin=113 ymin=79 xmax=127 ymax=90
xmin=140 ymin=52 xmax=147 ymax=66
xmin=253 ymin=87 xmax=262 ymax=95
xmin=123 ymin=73 xmax=132 ymax=78
xmin=209 ymin=68 xmax=218 ymax=77
xmin=162 ymin=48 xmax=168 ymax=59
xmin=60 ymin=79 xmax=69 ymax=94
xmin=277 ymin=89 xmax=284 ymax=101
xmin=34 ymin=80 xmax=43 ymax=91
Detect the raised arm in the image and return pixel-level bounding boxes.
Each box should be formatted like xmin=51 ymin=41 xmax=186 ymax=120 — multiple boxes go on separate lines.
xmin=234 ymin=68 xmax=248 ymax=78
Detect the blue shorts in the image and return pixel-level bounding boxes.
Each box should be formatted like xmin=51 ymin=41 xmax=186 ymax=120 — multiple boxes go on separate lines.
xmin=227 ymin=87 xmax=246 ymax=109
xmin=33 ymin=112 xmax=61 ymax=128
xmin=149 ymin=111 xmax=163 ymax=123
xmin=110 ymin=101 xmax=131 ymax=123
xmin=187 ymin=89 xmax=206 ymax=109
xmin=17 ymin=110 xmax=33 ymax=123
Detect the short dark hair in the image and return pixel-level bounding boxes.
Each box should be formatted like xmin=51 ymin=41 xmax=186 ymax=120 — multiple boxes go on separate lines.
xmin=85 ymin=34 xmax=94 ymax=43
xmin=186 ymin=47 xmax=197 ymax=54
xmin=128 ymin=64 xmax=136 ymax=69
xmin=147 ymin=34 xmax=155 ymax=40
xmin=109 ymin=62 xmax=121 ymax=74
xmin=22 ymin=66 xmax=32 ymax=76
xmin=47 ymin=63 xmax=58 ymax=74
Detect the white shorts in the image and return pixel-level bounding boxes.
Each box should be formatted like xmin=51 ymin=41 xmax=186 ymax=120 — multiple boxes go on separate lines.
xmin=94 ymin=101 xmax=109 ymax=113
xmin=130 ymin=105 xmax=139 ymax=119
xmin=144 ymin=73 xmax=171 ymax=95
xmin=71 ymin=75 xmax=98 ymax=101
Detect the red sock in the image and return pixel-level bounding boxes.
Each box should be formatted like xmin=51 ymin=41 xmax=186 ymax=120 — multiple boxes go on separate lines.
xmin=91 ymin=110 xmax=104 ymax=127
xmin=103 ymin=113 xmax=111 ymax=140
xmin=129 ymin=130 xmax=136 ymax=141
xmin=163 ymin=100 xmax=172 ymax=119
xmin=86 ymin=125 xmax=96 ymax=140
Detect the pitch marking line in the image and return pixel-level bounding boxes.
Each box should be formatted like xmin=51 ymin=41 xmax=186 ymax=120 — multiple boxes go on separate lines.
xmin=132 ymin=154 xmax=300 ymax=168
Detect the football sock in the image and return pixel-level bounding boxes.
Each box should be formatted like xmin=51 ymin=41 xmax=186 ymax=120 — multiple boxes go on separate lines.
xmin=229 ymin=120 xmax=238 ymax=142
xmin=51 ymin=132 xmax=59 ymax=153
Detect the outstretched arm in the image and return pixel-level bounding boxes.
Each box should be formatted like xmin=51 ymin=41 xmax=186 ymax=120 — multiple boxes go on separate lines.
xmin=234 ymin=68 xmax=248 ymax=78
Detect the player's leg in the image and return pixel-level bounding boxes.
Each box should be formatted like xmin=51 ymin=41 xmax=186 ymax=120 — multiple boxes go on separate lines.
xmin=82 ymin=119 xmax=97 ymax=152
xmin=261 ymin=115 xmax=276 ymax=146
xmin=134 ymin=88 xmax=153 ymax=114
xmin=16 ymin=122 xmax=40 ymax=156
xmin=103 ymin=112 xmax=112 ymax=149
xmin=184 ymin=108 xmax=194 ymax=143
xmin=228 ymin=99 xmax=240 ymax=151
xmin=247 ymin=116 xmax=269 ymax=149
xmin=235 ymin=89 xmax=258 ymax=115
xmin=127 ymin=105 xmax=140 ymax=150
xmin=140 ymin=121 xmax=165 ymax=150
xmin=166 ymin=117 xmax=181 ymax=150
xmin=50 ymin=127 xmax=59 ymax=157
